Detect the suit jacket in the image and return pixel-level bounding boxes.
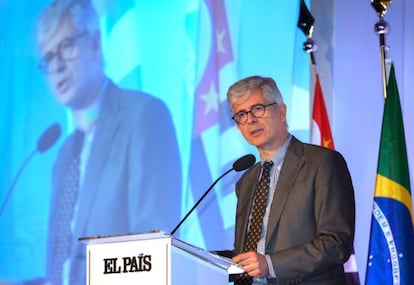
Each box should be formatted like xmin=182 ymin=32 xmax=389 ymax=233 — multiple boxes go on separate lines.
xmin=232 ymin=136 xmax=355 ymax=285
xmin=47 ymin=81 xmax=182 ymax=284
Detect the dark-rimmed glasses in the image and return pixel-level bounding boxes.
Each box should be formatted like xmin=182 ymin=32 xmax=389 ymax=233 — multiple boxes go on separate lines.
xmin=232 ymin=102 xmax=277 ymax=124
xmin=38 ymin=32 xmax=88 ymax=73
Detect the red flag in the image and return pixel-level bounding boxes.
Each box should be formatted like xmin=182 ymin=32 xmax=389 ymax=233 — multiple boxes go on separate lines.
xmin=311 ymin=74 xmax=334 ymax=149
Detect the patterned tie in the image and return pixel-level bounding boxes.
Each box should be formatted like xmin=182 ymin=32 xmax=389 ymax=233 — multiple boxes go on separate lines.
xmin=51 ymin=131 xmax=84 ymax=285
xmin=236 ymin=160 xmax=274 ymax=285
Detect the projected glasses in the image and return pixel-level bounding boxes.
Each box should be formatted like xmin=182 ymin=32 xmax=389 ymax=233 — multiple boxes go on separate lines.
xmin=38 ymin=32 xmax=88 ymax=73
xmin=232 ymin=102 xmax=278 ymax=124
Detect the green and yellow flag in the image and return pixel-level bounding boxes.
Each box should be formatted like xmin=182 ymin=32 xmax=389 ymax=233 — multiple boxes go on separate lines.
xmin=365 ymin=62 xmax=414 ymax=285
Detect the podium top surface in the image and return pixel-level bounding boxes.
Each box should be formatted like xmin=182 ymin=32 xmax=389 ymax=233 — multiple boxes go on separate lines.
xmin=171 ymin=238 xmax=244 ymax=274
xmin=78 ymin=230 xmax=169 ymax=244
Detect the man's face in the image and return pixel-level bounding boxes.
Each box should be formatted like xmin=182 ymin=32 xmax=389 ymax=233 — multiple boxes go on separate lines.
xmin=39 ymin=16 xmax=99 ymax=109
xmin=233 ymin=89 xmax=287 ymax=152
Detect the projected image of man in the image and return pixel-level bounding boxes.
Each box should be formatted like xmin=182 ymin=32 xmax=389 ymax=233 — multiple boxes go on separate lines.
xmin=29 ymin=0 xmax=183 ymax=284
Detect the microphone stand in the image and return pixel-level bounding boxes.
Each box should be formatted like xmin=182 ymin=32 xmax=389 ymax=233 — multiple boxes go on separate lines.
xmin=170 ymin=168 xmax=234 ymax=235
xmin=0 ymin=123 xmax=61 ymax=217
xmin=0 ymin=150 xmax=37 ymax=216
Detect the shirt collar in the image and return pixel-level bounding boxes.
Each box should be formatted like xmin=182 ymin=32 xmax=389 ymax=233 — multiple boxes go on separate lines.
xmin=260 ymin=134 xmax=291 ymax=168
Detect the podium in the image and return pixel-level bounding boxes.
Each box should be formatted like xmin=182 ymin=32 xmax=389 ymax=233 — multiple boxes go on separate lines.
xmin=80 ymin=231 xmax=243 ymax=285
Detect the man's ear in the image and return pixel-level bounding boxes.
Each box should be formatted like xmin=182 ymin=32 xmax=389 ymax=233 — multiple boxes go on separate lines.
xmin=279 ymin=103 xmax=287 ymax=123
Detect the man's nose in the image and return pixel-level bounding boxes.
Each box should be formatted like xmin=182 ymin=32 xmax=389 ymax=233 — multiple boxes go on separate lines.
xmin=48 ymin=53 xmax=66 ymax=74
xmin=246 ymin=112 xmax=258 ymax=123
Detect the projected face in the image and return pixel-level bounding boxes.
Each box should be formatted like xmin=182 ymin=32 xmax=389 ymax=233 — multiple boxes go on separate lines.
xmin=39 ymin=15 xmax=101 ymax=109
xmin=234 ymin=89 xmax=288 ymax=152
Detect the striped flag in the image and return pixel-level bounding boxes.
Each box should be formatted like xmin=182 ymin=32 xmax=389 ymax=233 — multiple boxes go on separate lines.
xmin=310 ymin=73 xmax=361 ymax=284
xmin=181 ymin=0 xmax=236 ymax=248
xmin=365 ymin=62 xmax=414 ymax=285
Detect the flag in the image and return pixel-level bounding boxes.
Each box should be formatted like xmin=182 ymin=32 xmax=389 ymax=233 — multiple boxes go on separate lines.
xmin=310 ymin=73 xmax=361 ymax=284
xmin=181 ymin=0 xmax=236 ymax=248
xmin=310 ymin=73 xmax=334 ymax=149
xmin=365 ymin=62 xmax=414 ymax=285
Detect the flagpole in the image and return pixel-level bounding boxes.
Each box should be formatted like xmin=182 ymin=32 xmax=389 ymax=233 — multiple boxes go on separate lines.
xmin=303 ymin=38 xmax=318 ymax=76
xmin=371 ymin=0 xmax=392 ymax=99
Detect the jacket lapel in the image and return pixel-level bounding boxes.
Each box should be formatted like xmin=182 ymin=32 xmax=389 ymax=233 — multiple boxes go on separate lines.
xmin=266 ymin=137 xmax=305 ymax=243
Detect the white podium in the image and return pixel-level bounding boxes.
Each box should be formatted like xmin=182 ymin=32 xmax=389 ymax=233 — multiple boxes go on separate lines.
xmin=80 ymin=231 xmax=243 ymax=285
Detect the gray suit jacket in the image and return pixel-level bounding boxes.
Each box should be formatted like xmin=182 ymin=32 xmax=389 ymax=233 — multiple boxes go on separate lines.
xmin=47 ymin=81 xmax=182 ymax=284
xmin=233 ymin=136 xmax=355 ymax=285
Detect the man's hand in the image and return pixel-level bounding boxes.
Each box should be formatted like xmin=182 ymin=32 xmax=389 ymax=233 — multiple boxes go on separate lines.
xmin=232 ymin=251 xmax=269 ymax=278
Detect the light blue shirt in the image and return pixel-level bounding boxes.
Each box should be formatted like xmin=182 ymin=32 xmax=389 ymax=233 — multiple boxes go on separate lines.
xmin=62 ymin=80 xmax=108 ymax=285
xmin=253 ymin=135 xmax=291 ymax=284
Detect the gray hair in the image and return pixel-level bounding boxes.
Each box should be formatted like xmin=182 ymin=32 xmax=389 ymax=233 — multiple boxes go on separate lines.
xmin=226 ymin=75 xmax=284 ymax=112
xmin=37 ymin=0 xmax=99 ymax=46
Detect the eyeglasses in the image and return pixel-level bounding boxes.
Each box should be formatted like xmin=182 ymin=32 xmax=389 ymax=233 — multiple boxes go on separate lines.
xmin=38 ymin=32 xmax=88 ymax=73
xmin=232 ymin=102 xmax=277 ymax=124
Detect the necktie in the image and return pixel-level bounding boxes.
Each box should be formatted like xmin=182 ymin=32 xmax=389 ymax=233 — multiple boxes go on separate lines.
xmin=51 ymin=131 xmax=84 ymax=285
xmin=236 ymin=160 xmax=274 ymax=285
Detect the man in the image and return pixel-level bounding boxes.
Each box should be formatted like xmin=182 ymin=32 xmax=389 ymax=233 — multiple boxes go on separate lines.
xmin=222 ymin=76 xmax=355 ymax=284
xmin=32 ymin=0 xmax=182 ymax=284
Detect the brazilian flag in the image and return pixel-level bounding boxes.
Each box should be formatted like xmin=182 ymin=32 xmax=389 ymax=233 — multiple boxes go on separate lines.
xmin=365 ymin=63 xmax=414 ymax=285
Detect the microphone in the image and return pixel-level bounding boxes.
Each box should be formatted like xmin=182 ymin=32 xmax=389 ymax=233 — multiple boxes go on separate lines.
xmin=0 ymin=123 xmax=61 ymax=216
xmin=170 ymin=154 xmax=256 ymax=235
xmin=37 ymin=123 xmax=61 ymax=152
